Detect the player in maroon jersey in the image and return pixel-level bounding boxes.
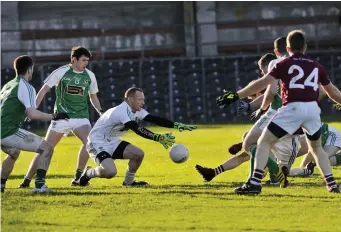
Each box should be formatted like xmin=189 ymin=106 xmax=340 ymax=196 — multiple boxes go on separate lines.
xmin=216 ymin=30 xmax=341 ymax=194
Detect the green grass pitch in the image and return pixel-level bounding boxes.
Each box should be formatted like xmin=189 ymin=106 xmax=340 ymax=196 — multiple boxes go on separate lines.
xmin=1 ymin=123 xmax=341 ymax=232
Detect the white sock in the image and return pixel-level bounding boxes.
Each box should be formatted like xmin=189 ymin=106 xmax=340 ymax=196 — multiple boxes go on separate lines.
xmin=86 ymin=168 xmax=97 ymax=178
xmin=124 ymin=170 xmax=136 ymax=185
xmin=289 ymin=168 xmax=310 ymax=177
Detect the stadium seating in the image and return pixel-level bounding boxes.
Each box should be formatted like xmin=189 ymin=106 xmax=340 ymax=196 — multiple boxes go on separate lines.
xmin=2 ymin=52 xmax=340 ymax=129
xmin=141 ymin=59 xmax=170 ymax=118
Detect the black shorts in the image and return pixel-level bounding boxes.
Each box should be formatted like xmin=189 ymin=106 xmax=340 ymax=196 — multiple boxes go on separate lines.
xmin=94 ymin=141 xmax=130 ymax=165
xmin=112 ymin=141 xmax=130 ymax=159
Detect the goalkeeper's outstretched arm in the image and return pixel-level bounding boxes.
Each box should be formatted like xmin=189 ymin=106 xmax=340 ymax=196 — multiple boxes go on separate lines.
xmin=143 ymin=114 xmax=174 ymax=128
xmin=124 ymin=121 xmax=159 ymax=140
xmin=143 ymin=114 xmax=197 ymax=132
xmin=124 ymin=121 xmax=175 ymax=149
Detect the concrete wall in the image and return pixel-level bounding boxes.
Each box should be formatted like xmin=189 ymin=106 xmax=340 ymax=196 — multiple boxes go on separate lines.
xmin=1 ymin=1 xmax=20 ymax=66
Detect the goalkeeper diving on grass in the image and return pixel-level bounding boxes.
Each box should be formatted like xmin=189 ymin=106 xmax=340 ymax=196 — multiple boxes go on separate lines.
xmin=79 ymin=87 xmax=197 ymax=187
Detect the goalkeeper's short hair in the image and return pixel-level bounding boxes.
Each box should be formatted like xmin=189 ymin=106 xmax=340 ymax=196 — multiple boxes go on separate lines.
xmin=124 ymin=87 xmax=144 ymax=99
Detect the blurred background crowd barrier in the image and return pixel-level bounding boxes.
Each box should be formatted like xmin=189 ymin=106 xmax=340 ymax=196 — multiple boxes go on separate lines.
xmin=1 ymin=1 xmax=341 ymax=129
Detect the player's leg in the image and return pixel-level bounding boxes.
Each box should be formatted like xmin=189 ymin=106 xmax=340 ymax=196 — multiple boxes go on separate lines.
xmin=121 ymin=143 xmax=147 ymax=186
xmin=324 ymin=126 xmax=341 ymax=166
xmin=304 ymin=132 xmax=339 ymax=193
xmin=71 ymin=120 xmax=92 ymax=185
xmin=297 ymin=135 xmax=308 ymax=157
xmin=1 ymin=147 xmax=20 ymax=192
xmin=196 ymin=151 xmax=250 ymax=182
xmin=242 ymin=110 xmax=276 ymax=154
xmin=272 ymin=135 xmax=315 ymax=177
xmin=235 ymin=104 xmax=304 ymax=194
xmin=19 ymin=128 xmax=63 ymax=188
xmin=2 ymin=129 xmax=54 ymax=192
xmin=234 ymin=127 xmax=280 ymax=194
xmin=248 ymin=146 xmax=279 ymax=184
xmin=330 ymin=150 xmax=341 ymax=166
xmin=242 ymin=124 xmax=263 ymax=155
xmin=324 ymin=146 xmax=341 ymax=166
xmin=289 ymin=151 xmax=316 ymax=177
xmin=196 ymin=131 xmax=250 ymax=181
xmin=78 ymin=153 xmax=117 ymax=186
xmin=228 ymin=131 xmax=248 ymax=155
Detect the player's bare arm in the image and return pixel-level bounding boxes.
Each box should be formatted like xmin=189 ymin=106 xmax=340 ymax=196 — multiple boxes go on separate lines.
xmin=318 ymin=85 xmax=327 ymax=102
xmin=35 ymin=84 xmax=51 ymax=108
xmin=322 ymin=82 xmax=341 ymax=105
xmin=89 ymin=93 xmax=103 ymax=115
xmin=26 ymin=107 xmax=69 ymax=121
xmin=249 ymin=94 xmax=264 ymax=110
xmin=260 ymin=80 xmax=278 ymax=111
xmin=237 ymin=74 xmax=276 ymax=99
xmin=216 ymin=74 xmax=276 ymax=108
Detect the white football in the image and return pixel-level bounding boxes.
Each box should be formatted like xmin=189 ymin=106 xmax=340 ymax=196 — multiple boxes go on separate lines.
xmin=169 ymin=144 xmax=189 ymax=163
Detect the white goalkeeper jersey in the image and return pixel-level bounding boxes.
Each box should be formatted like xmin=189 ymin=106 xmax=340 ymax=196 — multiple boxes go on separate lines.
xmin=88 ymin=101 xmax=149 ymax=142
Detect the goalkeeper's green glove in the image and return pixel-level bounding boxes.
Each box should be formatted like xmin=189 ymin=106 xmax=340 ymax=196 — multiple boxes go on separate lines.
xmin=174 ymin=122 xmax=197 ymax=132
xmin=153 ymin=133 xmax=176 ymax=149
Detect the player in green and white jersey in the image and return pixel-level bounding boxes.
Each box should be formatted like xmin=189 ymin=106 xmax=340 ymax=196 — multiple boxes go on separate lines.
xmin=19 ymin=47 xmax=103 ymax=188
xmin=1 ymin=55 xmax=69 ymax=193
xmin=241 ymin=37 xmax=288 ymax=154
xmin=290 ymin=122 xmax=341 ymax=176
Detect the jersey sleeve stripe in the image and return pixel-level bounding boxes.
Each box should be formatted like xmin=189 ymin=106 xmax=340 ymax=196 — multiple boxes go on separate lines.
xmin=22 ymin=80 xmax=34 ymax=107
xmin=43 ymin=65 xmax=69 ymax=84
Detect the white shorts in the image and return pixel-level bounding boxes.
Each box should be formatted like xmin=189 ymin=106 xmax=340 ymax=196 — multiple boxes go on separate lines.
xmin=86 ymin=139 xmax=130 ymax=164
xmin=271 ymin=101 xmax=321 ymax=136
xmin=255 ymin=108 xmax=277 ymax=130
xmin=48 ymin=118 xmax=91 ymax=136
xmin=325 ymin=126 xmax=341 ymax=149
xmin=271 ymin=134 xmax=300 ymax=168
xmin=1 ymin=129 xmax=43 ymax=153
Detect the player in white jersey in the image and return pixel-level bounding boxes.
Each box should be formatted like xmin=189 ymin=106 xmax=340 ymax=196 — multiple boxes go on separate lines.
xmin=1 ymin=55 xmax=69 ymax=193
xmin=78 ymin=87 xmax=197 ymax=186
xmin=19 ymin=46 xmax=103 ymax=188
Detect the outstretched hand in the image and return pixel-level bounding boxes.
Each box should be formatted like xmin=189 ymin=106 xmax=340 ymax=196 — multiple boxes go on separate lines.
xmin=174 ymin=122 xmax=197 ymax=132
xmin=53 ymin=112 xmax=70 ymax=121
xmin=216 ymin=90 xmax=239 ymax=108
xmin=153 ymin=133 xmax=176 ymax=149
xmin=250 ymin=108 xmax=267 ymax=120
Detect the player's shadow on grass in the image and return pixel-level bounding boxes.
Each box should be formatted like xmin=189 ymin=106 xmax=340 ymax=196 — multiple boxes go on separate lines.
xmin=29 ymin=191 xmax=138 ymax=196
xmin=287 ymin=182 xmax=326 ymax=188
xmin=21 ymin=221 xmax=219 ymax=231
xmin=147 ymin=182 xmax=246 ymax=190
xmin=8 ymin=174 xmax=74 ymax=180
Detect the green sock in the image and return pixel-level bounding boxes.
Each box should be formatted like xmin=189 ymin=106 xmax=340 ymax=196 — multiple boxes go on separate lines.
xmin=35 ymin=169 xmax=47 ymax=188
xmin=247 ymin=144 xmax=257 ymax=181
xmin=74 ymin=169 xmax=83 ymax=180
xmin=267 ymin=158 xmax=279 ymax=182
